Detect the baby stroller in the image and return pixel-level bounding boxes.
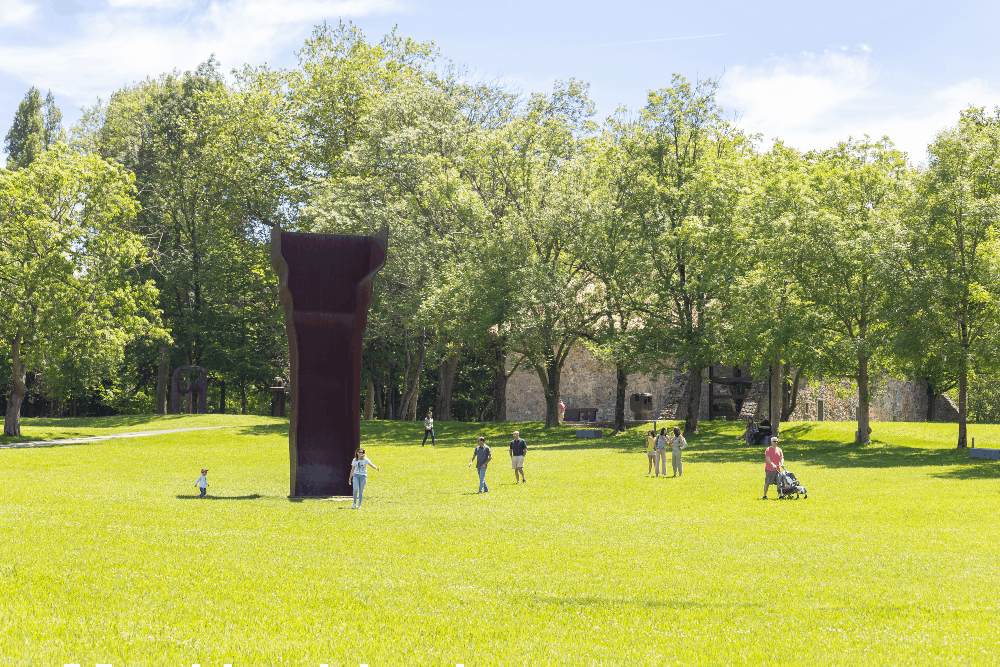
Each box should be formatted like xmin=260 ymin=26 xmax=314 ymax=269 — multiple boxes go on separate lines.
xmin=777 ymin=468 xmax=807 ymax=499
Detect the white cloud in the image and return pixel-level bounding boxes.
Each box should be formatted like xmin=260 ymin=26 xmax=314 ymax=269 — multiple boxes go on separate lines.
xmin=0 ymin=0 xmax=37 ymax=26
xmin=0 ymin=0 xmax=406 ymax=110
xmin=720 ymin=49 xmax=1000 ymax=162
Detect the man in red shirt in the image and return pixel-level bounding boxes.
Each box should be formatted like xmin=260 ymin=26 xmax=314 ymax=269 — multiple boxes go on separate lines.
xmin=763 ymin=436 xmax=784 ymax=499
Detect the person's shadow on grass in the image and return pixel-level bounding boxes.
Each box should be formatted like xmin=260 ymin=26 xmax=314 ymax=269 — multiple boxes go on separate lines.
xmin=175 ymin=494 xmax=263 ymax=500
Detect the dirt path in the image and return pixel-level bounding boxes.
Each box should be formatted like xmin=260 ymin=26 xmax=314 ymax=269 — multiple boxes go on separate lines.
xmin=0 ymin=425 xmax=243 ymax=450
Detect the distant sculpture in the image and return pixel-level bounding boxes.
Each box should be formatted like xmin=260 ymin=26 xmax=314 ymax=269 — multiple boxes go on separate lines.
xmin=269 ymin=377 xmax=286 ymax=418
xmin=171 ymin=366 xmax=207 ymax=414
xmin=271 ymin=226 xmax=388 ymax=497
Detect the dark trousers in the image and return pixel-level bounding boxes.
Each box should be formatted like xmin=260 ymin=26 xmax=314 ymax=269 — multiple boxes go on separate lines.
xmin=422 ymin=428 xmax=435 ymax=446
xmin=199 ymin=487 xmax=206 ymax=498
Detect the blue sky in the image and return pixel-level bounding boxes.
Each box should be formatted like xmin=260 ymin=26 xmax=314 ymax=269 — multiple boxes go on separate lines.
xmin=2 ymin=0 xmax=999 ymax=162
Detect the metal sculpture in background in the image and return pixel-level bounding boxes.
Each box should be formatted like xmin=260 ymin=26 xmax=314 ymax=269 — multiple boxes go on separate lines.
xmin=269 ymin=377 xmax=287 ymax=418
xmin=271 ymin=226 xmax=388 ymax=497
xmin=171 ymin=366 xmax=207 ymax=414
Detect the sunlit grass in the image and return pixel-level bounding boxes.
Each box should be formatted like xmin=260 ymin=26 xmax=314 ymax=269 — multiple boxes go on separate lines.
xmin=0 ymin=414 xmax=286 ymax=446
xmin=1 ymin=417 xmax=998 ymax=665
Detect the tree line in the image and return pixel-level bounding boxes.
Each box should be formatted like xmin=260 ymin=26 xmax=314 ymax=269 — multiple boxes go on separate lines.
xmin=3 ymin=22 xmax=1000 ymax=448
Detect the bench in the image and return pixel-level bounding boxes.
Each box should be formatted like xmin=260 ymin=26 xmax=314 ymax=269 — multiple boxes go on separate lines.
xmin=969 ymin=448 xmax=1000 ymax=460
xmin=576 ymin=429 xmax=603 ymax=439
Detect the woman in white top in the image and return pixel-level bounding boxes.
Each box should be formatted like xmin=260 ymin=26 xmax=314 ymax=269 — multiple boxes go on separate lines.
xmin=654 ymin=428 xmax=669 ymax=477
xmin=670 ymin=426 xmax=687 ymax=477
xmin=348 ymin=447 xmax=380 ymax=509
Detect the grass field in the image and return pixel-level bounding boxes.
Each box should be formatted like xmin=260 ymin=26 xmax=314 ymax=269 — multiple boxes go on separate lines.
xmin=1 ymin=416 xmax=998 ymax=666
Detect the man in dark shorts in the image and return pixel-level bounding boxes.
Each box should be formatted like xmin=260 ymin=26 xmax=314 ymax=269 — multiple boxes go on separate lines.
xmin=509 ymin=430 xmax=527 ymax=484
xmin=468 ymin=436 xmax=493 ymax=493
xmin=763 ymin=436 xmax=784 ymax=499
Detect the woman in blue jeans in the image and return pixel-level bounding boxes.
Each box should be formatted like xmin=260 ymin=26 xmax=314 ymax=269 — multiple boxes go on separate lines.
xmin=348 ymin=447 xmax=380 ymax=509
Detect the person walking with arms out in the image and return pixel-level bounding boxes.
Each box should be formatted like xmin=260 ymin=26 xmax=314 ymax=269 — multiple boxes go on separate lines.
xmin=645 ymin=430 xmax=657 ymax=475
xmin=510 ymin=430 xmax=528 ymax=484
xmin=763 ymin=437 xmax=784 ymax=499
xmin=422 ymin=410 xmax=435 ymax=446
xmin=670 ymin=426 xmax=687 ymax=477
xmin=349 ymin=447 xmax=380 ymax=509
xmin=195 ymin=469 xmax=209 ymax=498
xmin=468 ymin=436 xmax=493 ymax=493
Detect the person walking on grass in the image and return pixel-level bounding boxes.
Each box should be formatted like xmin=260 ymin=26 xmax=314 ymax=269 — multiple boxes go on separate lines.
xmin=510 ymin=430 xmax=528 ymax=484
xmin=468 ymin=436 xmax=492 ymax=493
xmin=762 ymin=436 xmax=784 ymax=499
xmin=670 ymin=426 xmax=687 ymax=477
xmin=654 ymin=428 xmax=669 ymax=476
xmin=195 ymin=468 xmax=209 ymax=497
xmin=349 ymin=447 xmax=380 ymax=509
xmin=645 ymin=429 xmax=657 ymax=475
xmin=558 ymin=399 xmax=565 ymax=425
xmin=422 ymin=410 xmax=435 ymax=446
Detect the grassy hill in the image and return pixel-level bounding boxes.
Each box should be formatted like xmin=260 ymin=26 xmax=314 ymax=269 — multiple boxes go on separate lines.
xmin=1 ymin=416 xmax=997 ymax=665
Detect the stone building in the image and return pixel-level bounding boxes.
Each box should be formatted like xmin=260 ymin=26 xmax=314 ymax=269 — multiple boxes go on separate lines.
xmin=505 ymin=344 xmax=958 ymax=423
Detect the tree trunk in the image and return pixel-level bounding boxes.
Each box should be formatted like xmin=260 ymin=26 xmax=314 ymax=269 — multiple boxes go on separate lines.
xmin=491 ymin=336 xmax=509 ymax=424
xmin=614 ymin=366 xmax=628 ymax=433
xmin=925 ymin=379 xmax=936 ymax=422
xmin=155 ymin=346 xmax=169 ymax=415
xmin=400 ymin=328 xmax=426 ymax=421
xmin=684 ymin=364 xmax=703 ymax=434
xmin=781 ymin=364 xmax=802 ymax=422
xmin=957 ymin=368 xmax=968 ymax=448
xmin=219 ymin=380 xmax=227 ymax=415
xmin=856 ymin=356 xmax=871 ymax=444
xmin=537 ymin=351 xmax=563 ymax=428
xmin=4 ymin=331 xmax=27 ymax=437
xmin=364 ymin=379 xmax=375 ymax=420
xmin=239 ymin=377 xmax=247 ymax=415
xmin=435 ymin=351 xmax=461 ymax=421
xmin=769 ymin=360 xmax=782 ymax=438
xmin=397 ymin=333 xmax=412 ymax=419
xmin=374 ymin=383 xmax=383 ymax=419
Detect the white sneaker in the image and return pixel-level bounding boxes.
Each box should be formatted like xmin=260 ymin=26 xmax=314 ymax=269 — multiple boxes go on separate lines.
xmin=351 ymin=504 xmax=356 ymax=509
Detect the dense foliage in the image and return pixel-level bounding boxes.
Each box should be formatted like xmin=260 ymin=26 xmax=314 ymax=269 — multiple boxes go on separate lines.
xmin=4 ymin=22 xmax=1000 ymax=446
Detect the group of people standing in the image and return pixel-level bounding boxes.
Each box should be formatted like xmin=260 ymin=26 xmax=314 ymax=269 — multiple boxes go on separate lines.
xmin=645 ymin=426 xmax=687 ymax=477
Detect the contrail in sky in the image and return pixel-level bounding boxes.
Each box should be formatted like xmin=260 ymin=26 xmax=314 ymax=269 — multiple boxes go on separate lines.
xmin=496 ymin=34 xmax=724 ymax=57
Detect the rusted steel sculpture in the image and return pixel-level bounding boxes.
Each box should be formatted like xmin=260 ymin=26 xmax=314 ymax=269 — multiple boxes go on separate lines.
xmin=171 ymin=366 xmax=207 ymax=414
xmin=271 ymin=226 xmax=388 ymax=497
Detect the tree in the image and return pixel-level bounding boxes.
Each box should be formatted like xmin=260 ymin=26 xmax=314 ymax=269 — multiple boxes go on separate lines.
xmin=778 ymin=137 xmax=909 ymax=443
xmin=496 ymin=80 xmax=600 ymax=428
xmin=79 ymin=57 xmax=296 ymax=414
xmin=729 ymin=142 xmax=830 ymax=436
xmin=903 ymin=107 xmax=1000 ymax=447
xmin=633 ymin=75 xmax=750 ymax=434
xmin=5 ymin=88 xmax=43 ymax=170
xmin=570 ymin=122 xmax=654 ymax=433
xmin=0 ymin=147 xmax=162 ymax=435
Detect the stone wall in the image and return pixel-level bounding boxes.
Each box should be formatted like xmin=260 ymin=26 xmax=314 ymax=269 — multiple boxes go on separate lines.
xmin=778 ymin=377 xmax=928 ymax=423
xmin=507 ymin=344 xmax=940 ymax=424
xmin=505 ymin=346 xmax=684 ymax=422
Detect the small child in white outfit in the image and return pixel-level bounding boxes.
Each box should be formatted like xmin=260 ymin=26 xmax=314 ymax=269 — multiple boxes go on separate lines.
xmin=195 ymin=468 xmax=209 ymax=498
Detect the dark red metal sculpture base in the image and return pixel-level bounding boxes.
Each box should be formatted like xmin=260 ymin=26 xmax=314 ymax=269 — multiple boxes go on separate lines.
xmin=271 ymin=226 xmax=388 ymax=497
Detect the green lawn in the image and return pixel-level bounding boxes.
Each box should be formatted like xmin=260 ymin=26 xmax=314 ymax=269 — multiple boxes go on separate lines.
xmin=0 ymin=413 xmax=286 ymax=446
xmin=1 ymin=416 xmax=998 ymax=665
